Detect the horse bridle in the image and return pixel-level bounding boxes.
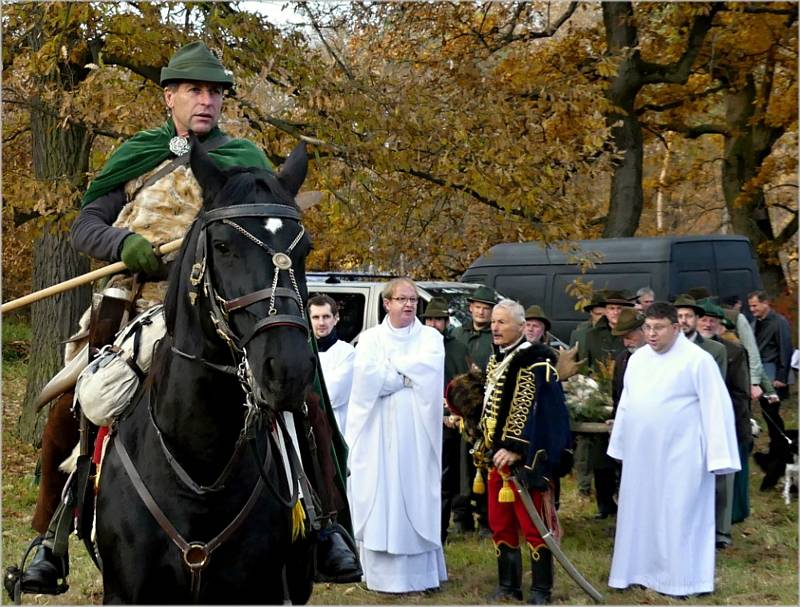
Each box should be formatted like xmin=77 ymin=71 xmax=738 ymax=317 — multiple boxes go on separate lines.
xmin=187 ymin=202 xmax=309 ymax=352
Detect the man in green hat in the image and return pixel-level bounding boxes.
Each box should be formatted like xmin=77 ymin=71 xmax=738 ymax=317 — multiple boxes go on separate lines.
xmin=674 ymin=294 xmax=727 ymax=377
xmin=698 ymin=300 xmax=751 ymax=547
xmin=422 ymin=298 xmax=470 ymax=543
xmin=453 ymin=285 xmax=497 ymax=372
xmin=18 ymin=42 xmax=361 ymax=595
xmin=452 ymin=285 xmax=496 ymax=535
xmin=523 ymin=304 xmax=551 ymax=346
xmin=590 ymin=308 xmax=646 ymax=520
xmin=569 ymin=290 xmax=607 ymax=497
xmin=576 ymin=290 xmax=635 ymax=508
xmin=569 ymin=290 xmax=606 ymax=349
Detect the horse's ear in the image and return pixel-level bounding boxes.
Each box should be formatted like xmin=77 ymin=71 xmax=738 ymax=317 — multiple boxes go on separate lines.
xmin=277 ymin=141 xmax=308 ymax=197
xmin=189 ymin=133 xmax=226 ymax=205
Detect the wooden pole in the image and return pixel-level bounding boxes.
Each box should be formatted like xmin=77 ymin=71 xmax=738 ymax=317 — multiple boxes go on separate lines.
xmin=1 ymin=238 xmax=184 ymax=314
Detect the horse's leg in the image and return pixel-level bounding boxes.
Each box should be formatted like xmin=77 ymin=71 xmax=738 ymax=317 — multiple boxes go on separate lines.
xmin=32 ymin=392 xmax=80 ymax=533
xmin=286 ymin=535 xmax=315 ymax=605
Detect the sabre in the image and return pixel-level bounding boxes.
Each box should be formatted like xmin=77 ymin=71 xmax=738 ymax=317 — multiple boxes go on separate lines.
xmin=511 ymin=473 xmax=605 ymax=604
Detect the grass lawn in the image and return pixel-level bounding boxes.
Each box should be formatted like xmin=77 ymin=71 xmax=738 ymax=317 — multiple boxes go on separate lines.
xmin=2 ymin=323 xmax=797 ymax=605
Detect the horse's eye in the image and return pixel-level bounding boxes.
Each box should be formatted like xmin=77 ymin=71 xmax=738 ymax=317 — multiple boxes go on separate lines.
xmin=213 ymin=241 xmax=230 ymax=254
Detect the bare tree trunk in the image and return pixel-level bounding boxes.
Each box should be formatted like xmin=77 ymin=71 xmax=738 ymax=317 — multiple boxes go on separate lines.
xmin=601 ymin=1 xmax=719 ymax=237
xmin=18 ymin=100 xmax=93 ymax=445
xmin=720 ymin=77 xmax=788 ymax=296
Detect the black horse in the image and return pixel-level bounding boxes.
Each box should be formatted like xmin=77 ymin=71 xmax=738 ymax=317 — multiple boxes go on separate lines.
xmin=95 ymin=141 xmax=318 ymax=604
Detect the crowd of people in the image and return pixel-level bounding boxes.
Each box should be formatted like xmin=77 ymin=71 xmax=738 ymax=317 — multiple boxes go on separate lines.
xmin=309 ymin=279 xmax=795 ymax=601
xmin=12 ymin=40 xmax=796 ymax=604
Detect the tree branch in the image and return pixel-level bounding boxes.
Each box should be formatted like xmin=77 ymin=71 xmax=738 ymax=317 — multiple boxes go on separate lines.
xmin=497 ymin=1 xmax=579 ymax=46
xmin=656 ymin=121 xmax=729 ymax=138
xmin=774 ymin=212 xmax=798 ymax=248
xmin=298 ymin=1 xmax=355 ymax=80
xmin=100 ymin=53 xmax=160 ymax=84
xmin=398 ymin=167 xmax=544 ymax=227
xmin=641 ymin=3 xmax=722 ymax=84
xmin=636 ymin=83 xmax=726 ymax=115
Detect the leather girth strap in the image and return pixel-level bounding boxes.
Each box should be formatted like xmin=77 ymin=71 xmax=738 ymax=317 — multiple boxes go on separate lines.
xmin=113 ymin=434 xmax=266 ymax=603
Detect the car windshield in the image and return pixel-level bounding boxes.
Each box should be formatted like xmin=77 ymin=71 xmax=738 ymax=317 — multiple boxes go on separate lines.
xmin=421 ymin=284 xmax=502 ymax=328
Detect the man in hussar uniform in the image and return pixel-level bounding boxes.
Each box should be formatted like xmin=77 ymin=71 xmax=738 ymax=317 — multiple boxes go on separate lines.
xmin=345 ymin=278 xmax=447 ymax=593
xmin=474 ymin=299 xmax=572 ymax=604
xmin=19 ymin=42 xmax=362 ymax=594
xmin=607 ymin=302 xmax=740 ymax=597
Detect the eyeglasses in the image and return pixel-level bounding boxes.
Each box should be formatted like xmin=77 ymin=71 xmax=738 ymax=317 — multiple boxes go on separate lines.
xmin=391 ymin=297 xmax=419 ymax=305
xmin=642 ymin=322 xmax=675 ymax=333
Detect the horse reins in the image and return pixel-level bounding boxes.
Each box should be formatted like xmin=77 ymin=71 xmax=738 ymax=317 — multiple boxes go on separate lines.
xmin=112 ymin=200 xmax=314 ymax=602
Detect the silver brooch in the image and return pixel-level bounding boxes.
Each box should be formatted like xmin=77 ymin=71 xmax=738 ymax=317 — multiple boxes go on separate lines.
xmin=168 ymin=136 xmax=191 ymax=156
xmin=272 ymin=252 xmax=292 ymax=270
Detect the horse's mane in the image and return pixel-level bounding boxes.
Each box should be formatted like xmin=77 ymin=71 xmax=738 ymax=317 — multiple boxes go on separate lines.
xmin=162 ymin=166 xmax=299 ymax=336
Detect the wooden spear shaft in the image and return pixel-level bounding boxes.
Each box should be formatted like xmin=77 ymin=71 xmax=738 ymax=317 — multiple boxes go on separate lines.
xmin=1 ymin=238 xmax=184 ymax=314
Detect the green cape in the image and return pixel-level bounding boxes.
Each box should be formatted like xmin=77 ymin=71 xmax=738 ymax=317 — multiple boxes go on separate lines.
xmin=82 ymin=119 xmax=272 ymax=207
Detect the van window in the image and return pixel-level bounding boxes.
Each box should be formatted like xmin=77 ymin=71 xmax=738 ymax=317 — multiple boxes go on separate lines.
xmin=675 ymin=271 xmax=713 ymax=296
xmin=552 ymin=273 xmax=651 ymax=320
xmin=718 ymin=269 xmax=756 ymax=299
xmin=308 ymin=290 xmax=366 ymax=344
xmin=495 ymin=275 xmax=547 ymax=307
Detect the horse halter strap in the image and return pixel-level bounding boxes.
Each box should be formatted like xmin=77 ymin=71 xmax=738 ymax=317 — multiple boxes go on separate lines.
xmin=190 ymin=203 xmax=309 ymax=351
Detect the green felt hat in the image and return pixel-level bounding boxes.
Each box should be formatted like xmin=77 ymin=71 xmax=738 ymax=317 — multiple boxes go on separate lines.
xmin=422 ymin=297 xmax=450 ymax=319
xmin=700 ymin=299 xmax=726 ymax=320
xmin=467 ymin=286 xmax=497 ymax=306
xmin=600 ymin=289 xmax=636 ymax=307
xmin=673 ymin=294 xmax=706 ymax=316
xmin=582 ymin=290 xmax=607 ymax=312
xmin=611 ymin=308 xmax=644 ymax=336
xmin=524 ymin=305 xmax=551 ymax=332
xmin=160 ymin=42 xmax=234 ymax=88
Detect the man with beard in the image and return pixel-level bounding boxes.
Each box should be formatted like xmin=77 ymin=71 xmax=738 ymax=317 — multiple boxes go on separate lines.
xmin=698 ymin=301 xmax=751 ymax=547
xmin=674 ymin=294 xmax=727 ymax=377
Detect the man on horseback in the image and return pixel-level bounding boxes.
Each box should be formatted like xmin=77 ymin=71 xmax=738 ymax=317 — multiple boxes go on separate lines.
xmin=15 ymin=41 xmax=359 ymax=596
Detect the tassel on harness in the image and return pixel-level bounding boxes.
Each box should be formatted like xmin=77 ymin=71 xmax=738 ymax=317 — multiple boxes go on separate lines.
xmin=291 ymin=500 xmax=307 ymax=542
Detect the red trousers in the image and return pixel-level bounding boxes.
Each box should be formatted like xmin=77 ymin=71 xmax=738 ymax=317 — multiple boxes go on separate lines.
xmin=487 ymin=467 xmax=547 ymax=551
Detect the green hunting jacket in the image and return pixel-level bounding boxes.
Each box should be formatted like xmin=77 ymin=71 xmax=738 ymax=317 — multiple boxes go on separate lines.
xmin=452 ymin=322 xmax=494 ymax=372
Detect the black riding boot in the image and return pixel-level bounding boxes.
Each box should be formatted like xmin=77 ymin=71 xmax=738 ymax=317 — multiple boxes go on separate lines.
xmin=528 ymin=546 xmax=553 ymax=604
xmin=489 ymin=544 xmax=523 ymax=601
xmin=315 ymin=523 xmax=363 ymax=583
xmin=21 ymin=540 xmax=69 ymax=594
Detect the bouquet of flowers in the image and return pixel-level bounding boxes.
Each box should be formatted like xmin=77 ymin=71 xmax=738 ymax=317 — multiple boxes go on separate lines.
xmin=562 ymin=373 xmax=613 ymax=423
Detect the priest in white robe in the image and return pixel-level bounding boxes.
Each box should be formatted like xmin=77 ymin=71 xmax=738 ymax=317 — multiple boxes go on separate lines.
xmin=607 ymin=302 xmax=741 ymax=597
xmin=309 ymin=295 xmax=356 ymax=435
xmin=345 ymin=278 xmax=447 ymax=593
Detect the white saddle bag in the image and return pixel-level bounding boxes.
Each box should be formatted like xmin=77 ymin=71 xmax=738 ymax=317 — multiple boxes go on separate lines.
xmin=76 ymin=305 xmax=166 ymax=426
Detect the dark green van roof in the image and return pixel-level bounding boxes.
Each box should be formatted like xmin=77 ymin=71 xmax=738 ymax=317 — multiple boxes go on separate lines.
xmin=470 ymin=235 xmax=753 ymax=267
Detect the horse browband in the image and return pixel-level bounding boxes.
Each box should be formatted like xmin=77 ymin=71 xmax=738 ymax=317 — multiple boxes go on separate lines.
xmin=190 ymin=202 xmax=309 ymax=352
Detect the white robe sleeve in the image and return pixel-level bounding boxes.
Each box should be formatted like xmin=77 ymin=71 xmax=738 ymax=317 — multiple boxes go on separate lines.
xmin=693 ymin=353 xmax=741 ymax=475
xmin=320 ymin=342 xmax=355 ymax=411
xmin=607 ymin=381 xmax=629 ymax=461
